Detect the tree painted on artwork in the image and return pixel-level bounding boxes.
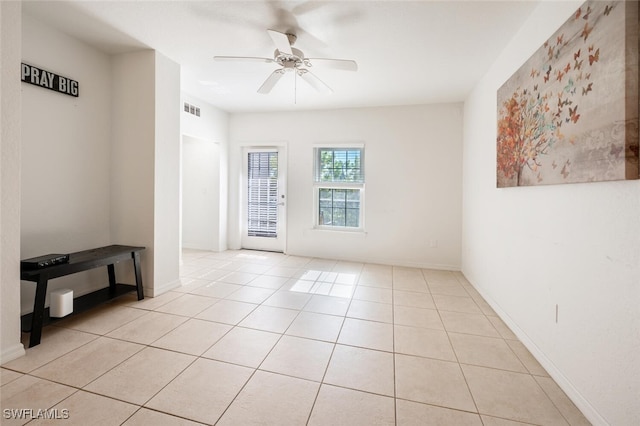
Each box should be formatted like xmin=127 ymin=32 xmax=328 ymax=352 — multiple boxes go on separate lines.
xmin=497 ymin=90 xmax=556 ymax=185
xmin=496 ymin=2 xmax=616 ymax=186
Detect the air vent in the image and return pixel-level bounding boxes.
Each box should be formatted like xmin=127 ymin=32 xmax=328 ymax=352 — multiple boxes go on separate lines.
xmin=183 ymin=102 xmax=200 ymax=117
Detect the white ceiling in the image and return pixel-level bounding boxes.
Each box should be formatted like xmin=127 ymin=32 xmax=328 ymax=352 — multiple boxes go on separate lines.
xmin=22 ymin=0 xmax=538 ymax=113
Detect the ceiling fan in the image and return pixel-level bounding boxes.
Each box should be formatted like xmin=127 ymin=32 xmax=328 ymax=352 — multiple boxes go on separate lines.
xmin=214 ymin=29 xmax=357 ymax=95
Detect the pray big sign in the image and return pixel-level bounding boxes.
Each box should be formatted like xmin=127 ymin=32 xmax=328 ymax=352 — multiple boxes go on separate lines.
xmin=21 ymin=63 xmax=79 ymax=97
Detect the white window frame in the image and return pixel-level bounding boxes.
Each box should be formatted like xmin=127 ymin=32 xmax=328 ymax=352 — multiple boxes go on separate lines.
xmin=313 ymin=144 xmax=365 ymax=231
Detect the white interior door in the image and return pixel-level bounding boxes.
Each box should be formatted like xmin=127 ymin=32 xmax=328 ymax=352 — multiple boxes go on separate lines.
xmin=241 ymin=147 xmax=286 ymax=252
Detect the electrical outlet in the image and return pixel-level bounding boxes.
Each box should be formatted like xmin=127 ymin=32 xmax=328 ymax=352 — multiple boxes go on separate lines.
xmin=429 ymin=239 xmax=438 ymax=248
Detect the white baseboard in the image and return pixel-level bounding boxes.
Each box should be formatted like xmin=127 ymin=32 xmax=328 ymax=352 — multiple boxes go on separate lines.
xmin=285 ymin=249 xmax=460 ymax=271
xmin=466 ymin=276 xmax=607 ymax=426
xmin=145 ymin=278 xmax=181 ymax=298
xmin=0 ymin=343 xmax=25 ymax=365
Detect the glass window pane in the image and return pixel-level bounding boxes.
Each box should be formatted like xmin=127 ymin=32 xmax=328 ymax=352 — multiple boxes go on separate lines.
xmin=346 ymin=209 xmax=359 ymax=227
xmin=332 ymin=208 xmax=346 ymax=226
xmin=317 ymin=188 xmax=360 ymax=228
xmin=346 ymin=190 xmax=360 ymax=201
xmin=319 ymin=207 xmax=332 ymax=225
xmin=316 ymin=148 xmax=363 ymax=183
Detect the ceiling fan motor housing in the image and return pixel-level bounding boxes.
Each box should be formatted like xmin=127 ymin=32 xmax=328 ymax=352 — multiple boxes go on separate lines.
xmin=285 ymin=33 xmax=297 ymax=45
xmin=274 ymin=47 xmax=308 ymax=70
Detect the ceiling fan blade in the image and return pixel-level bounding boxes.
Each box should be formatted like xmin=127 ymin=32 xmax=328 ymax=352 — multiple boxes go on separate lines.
xmin=258 ymin=69 xmax=285 ymax=94
xmin=291 ymin=1 xmax=324 ymax=16
xmin=214 ymin=56 xmax=274 ymax=63
xmin=267 ymin=29 xmax=293 ymax=55
xmin=298 ymin=69 xmax=332 ymax=93
xmin=307 ymin=58 xmax=358 ymax=71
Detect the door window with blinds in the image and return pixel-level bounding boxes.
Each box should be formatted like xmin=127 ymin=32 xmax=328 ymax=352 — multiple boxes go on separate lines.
xmin=314 ymin=146 xmax=364 ymax=230
xmin=247 ymin=151 xmax=279 ymax=237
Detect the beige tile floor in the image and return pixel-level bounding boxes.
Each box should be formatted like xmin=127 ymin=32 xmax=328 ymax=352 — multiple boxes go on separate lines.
xmin=1 ymin=249 xmax=591 ymax=425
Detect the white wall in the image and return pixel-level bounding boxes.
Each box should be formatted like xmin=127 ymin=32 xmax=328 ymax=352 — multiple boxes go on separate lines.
xmin=20 ymin=13 xmax=112 ymax=312
xmin=152 ymin=52 xmax=181 ymax=292
xmin=182 ymin=135 xmax=220 ymax=250
xmin=1 ymin=0 xmax=26 ymax=363
xmin=110 ymin=50 xmax=156 ymax=294
xmin=229 ymin=104 xmax=463 ymax=269
xmin=181 ymin=94 xmax=229 ymax=252
xmin=111 ymin=50 xmax=182 ymax=297
xmin=17 ymin=15 xmax=182 ymax=316
xmin=462 ymin=2 xmax=640 ymax=425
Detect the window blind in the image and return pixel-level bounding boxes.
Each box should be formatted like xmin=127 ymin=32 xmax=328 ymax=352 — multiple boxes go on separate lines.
xmin=247 ymin=152 xmax=278 ymax=238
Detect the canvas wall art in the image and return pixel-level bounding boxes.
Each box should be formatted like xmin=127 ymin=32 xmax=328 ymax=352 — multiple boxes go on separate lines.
xmin=497 ymin=1 xmax=639 ymax=187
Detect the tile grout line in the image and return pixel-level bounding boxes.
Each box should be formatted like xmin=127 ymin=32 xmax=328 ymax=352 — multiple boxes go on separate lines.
xmin=391 ymin=269 xmax=398 ymax=426
xmin=5 ymin=250 xmax=582 ymax=425
xmin=209 ymin=252 xmax=340 ymax=424
xmin=424 ymin=267 xmax=483 ymax=419
xmin=302 ymin=261 xmax=358 ymax=426
xmin=206 ymin=252 xmax=300 ymax=425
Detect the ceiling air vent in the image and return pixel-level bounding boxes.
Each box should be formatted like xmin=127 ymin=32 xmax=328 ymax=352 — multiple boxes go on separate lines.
xmin=183 ymin=102 xmax=200 ymax=117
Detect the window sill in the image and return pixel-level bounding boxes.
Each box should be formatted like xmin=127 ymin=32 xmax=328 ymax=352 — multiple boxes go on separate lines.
xmin=306 ymin=227 xmax=368 ymax=237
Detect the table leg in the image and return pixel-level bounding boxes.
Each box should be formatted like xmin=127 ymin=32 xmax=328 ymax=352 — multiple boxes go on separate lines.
xmin=29 ymin=276 xmax=49 ymax=348
xmin=107 ymin=264 xmax=116 ymax=294
xmin=132 ymin=251 xmax=144 ymax=300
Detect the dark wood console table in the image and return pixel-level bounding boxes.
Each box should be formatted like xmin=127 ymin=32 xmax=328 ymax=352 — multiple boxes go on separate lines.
xmin=20 ymin=245 xmax=145 ymax=348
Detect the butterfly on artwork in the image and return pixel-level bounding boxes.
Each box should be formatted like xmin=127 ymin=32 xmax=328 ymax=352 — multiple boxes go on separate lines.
xmin=604 ymin=4 xmax=614 ymax=16
xmin=589 ymin=48 xmax=600 ymax=65
xmin=574 ymin=59 xmax=583 ymax=70
xmin=543 ymin=65 xmax=552 ymax=82
xmin=575 ymin=6 xmax=592 ymax=20
xmin=610 ymin=143 xmax=623 ymax=158
xmin=569 ymin=105 xmax=580 ymax=123
xmin=581 ymin=22 xmax=593 ymax=41
xmin=582 ymin=82 xmax=593 ymax=96
xmin=557 ymin=93 xmax=569 ymax=108
xmin=560 ymin=160 xmax=571 ymax=179
xmin=564 ymin=78 xmax=575 ymax=94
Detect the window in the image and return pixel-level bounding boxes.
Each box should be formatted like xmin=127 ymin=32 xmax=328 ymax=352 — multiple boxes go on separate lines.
xmin=247 ymin=151 xmax=279 ymax=237
xmin=314 ymin=147 xmax=364 ymax=229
